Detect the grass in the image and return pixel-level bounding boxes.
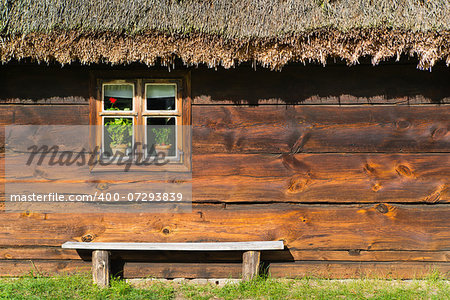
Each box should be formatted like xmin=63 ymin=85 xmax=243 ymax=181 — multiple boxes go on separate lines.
xmin=0 ymin=273 xmax=448 ymax=300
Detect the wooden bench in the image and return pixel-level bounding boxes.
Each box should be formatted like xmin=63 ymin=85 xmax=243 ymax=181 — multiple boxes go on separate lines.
xmin=62 ymin=241 xmax=284 ymax=287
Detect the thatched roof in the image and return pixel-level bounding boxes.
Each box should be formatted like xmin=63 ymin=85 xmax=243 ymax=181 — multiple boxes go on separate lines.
xmin=1 ymin=0 xmax=449 ymax=69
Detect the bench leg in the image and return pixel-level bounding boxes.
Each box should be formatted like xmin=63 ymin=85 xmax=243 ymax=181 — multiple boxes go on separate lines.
xmin=92 ymin=250 xmax=110 ymax=288
xmin=242 ymin=250 xmax=260 ymax=281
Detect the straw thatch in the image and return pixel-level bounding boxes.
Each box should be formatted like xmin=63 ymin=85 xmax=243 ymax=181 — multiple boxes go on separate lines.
xmin=1 ymin=0 xmax=450 ymax=69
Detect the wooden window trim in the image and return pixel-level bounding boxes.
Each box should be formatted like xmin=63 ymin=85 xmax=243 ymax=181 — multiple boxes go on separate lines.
xmin=89 ymin=70 xmax=191 ymax=172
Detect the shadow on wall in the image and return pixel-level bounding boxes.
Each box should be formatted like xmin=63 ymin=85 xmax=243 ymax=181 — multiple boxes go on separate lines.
xmin=0 ymin=59 xmax=448 ymax=104
xmin=0 ymin=64 xmax=90 ymax=102
xmin=191 ymin=60 xmax=450 ymax=105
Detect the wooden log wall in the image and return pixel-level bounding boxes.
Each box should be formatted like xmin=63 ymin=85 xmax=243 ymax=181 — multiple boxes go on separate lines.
xmin=0 ymin=63 xmax=448 ymax=279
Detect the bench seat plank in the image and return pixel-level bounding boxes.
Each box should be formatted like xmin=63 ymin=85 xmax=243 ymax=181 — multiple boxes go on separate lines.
xmin=62 ymin=241 xmax=284 ymax=251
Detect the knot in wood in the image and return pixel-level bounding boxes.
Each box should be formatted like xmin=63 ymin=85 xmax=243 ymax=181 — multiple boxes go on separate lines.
xmin=348 ymin=249 xmax=361 ymax=256
xmin=81 ymin=234 xmax=94 ymax=242
xmin=396 ymin=120 xmax=411 ymax=130
xmin=431 ymin=127 xmax=447 ymax=140
xmin=395 ymin=165 xmax=413 ymax=177
xmin=375 ymin=204 xmax=389 ymax=214
xmin=425 ymin=191 xmax=441 ymax=203
xmin=96 ymin=183 xmax=109 ymax=191
xmin=372 ymin=183 xmax=382 ymax=192
xmin=162 ymin=227 xmax=171 ymax=235
xmin=363 ymin=164 xmax=377 ymax=177
xmin=287 ymin=176 xmax=309 ymax=194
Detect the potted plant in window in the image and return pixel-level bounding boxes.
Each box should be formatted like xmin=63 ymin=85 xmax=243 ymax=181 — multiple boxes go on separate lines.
xmin=105 ymin=97 xmax=133 ymax=156
xmin=105 ymin=117 xmax=132 ymax=156
xmin=152 ymin=127 xmax=172 ymax=157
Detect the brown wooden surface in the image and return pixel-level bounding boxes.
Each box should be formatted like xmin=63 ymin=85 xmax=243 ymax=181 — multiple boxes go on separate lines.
xmin=12 ymin=105 xmax=89 ymax=125
xmin=0 ymin=63 xmax=449 ymax=279
xmin=0 ymin=204 xmax=447 ymax=251
xmin=268 ymin=261 xmax=450 ymax=279
xmin=0 ymin=260 xmax=90 ymax=277
xmin=3 ymin=153 xmax=446 ymax=203
xmin=5 ymin=173 xmax=442 ymax=204
xmin=0 ymin=260 xmax=447 ymax=279
xmin=0 ymin=248 xmax=448 ymax=262
xmin=123 ymin=261 xmax=450 ymax=279
xmin=0 ymin=105 xmax=89 ymax=125
xmin=242 ymin=251 xmax=260 ymax=280
xmin=0 ymin=97 xmax=88 ymax=105
xmin=92 ymin=250 xmax=110 ymax=287
xmin=193 ymin=106 xmax=449 ymax=153
xmin=124 ymin=262 xmax=242 ymax=279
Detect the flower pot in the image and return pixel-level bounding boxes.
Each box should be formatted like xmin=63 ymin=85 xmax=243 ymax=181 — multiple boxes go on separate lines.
xmin=155 ymin=144 xmax=172 ymax=157
xmin=110 ymin=144 xmax=128 ymax=156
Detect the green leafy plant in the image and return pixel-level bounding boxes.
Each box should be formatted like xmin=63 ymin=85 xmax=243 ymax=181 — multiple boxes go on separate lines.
xmin=152 ymin=128 xmax=171 ymax=145
xmin=105 ymin=118 xmax=133 ymax=146
xmin=105 ymin=97 xmax=133 ymax=147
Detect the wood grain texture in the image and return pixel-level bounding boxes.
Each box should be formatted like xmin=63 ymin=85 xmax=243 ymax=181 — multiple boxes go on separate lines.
xmin=0 ymin=260 xmax=90 ymax=276
xmin=62 ymin=241 xmax=284 ymax=251
xmin=123 ymin=261 xmax=450 ymax=279
xmin=92 ymin=250 xmax=110 ymax=287
xmin=191 ymin=153 xmax=449 ymax=203
xmin=268 ymin=261 xmax=450 ymax=279
xmin=0 ymin=97 xmax=88 ymax=105
xmin=193 ymin=106 xmax=449 ymax=153
xmin=0 ymin=260 xmax=446 ymax=279
xmin=0 ymin=63 xmax=449 ymax=279
xmin=0 ymin=248 xmax=448 ymax=262
xmin=123 ymin=262 xmax=242 ymax=279
xmin=242 ymin=251 xmax=260 ymax=280
xmin=12 ymin=105 xmax=89 ymax=125
xmin=4 ymin=153 xmax=445 ymax=203
xmin=0 ymin=108 xmax=14 ymax=125
xmin=0 ymin=204 xmax=447 ymax=252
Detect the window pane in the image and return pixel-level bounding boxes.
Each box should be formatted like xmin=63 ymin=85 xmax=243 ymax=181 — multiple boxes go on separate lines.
xmin=103 ymin=117 xmax=133 ymax=158
xmin=146 ymin=117 xmax=176 ymax=157
xmin=146 ymin=84 xmax=176 ymax=111
xmin=103 ymin=84 xmax=133 ymax=111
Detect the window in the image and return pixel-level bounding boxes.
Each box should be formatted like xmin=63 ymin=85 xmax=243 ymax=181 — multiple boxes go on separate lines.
xmin=90 ymin=72 xmax=191 ymax=172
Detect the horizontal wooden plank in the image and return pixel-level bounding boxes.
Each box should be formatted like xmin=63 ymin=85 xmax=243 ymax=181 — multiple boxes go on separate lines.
xmin=0 ymin=105 xmax=89 ymax=126
xmin=268 ymin=261 xmax=450 ymax=279
xmin=123 ymin=261 xmax=450 ymax=279
xmin=124 ymin=262 xmax=241 ymax=279
xmin=0 ymin=107 xmax=14 ymax=125
xmin=191 ymin=153 xmax=449 ymax=203
xmin=0 ymin=260 xmax=90 ymax=277
xmin=0 ymin=247 xmax=80 ymax=260
xmin=12 ymin=105 xmax=89 ymax=125
xmin=62 ymin=241 xmax=284 ymax=251
xmin=191 ymin=64 xmax=450 ymax=105
xmin=0 ymin=260 xmax=446 ymax=279
xmin=3 ymin=153 xmax=446 ymax=203
xmin=192 ymin=177 xmax=448 ymax=203
xmin=1 ymin=247 xmax=448 ymax=262
xmin=0 ymin=97 xmax=88 ymax=105
xmin=2 ymin=106 xmax=448 ymax=153
xmin=192 ymin=106 xmax=449 ymax=153
xmin=2 ymin=176 xmax=445 ymax=205
xmin=0 ymin=204 xmax=447 ymax=252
